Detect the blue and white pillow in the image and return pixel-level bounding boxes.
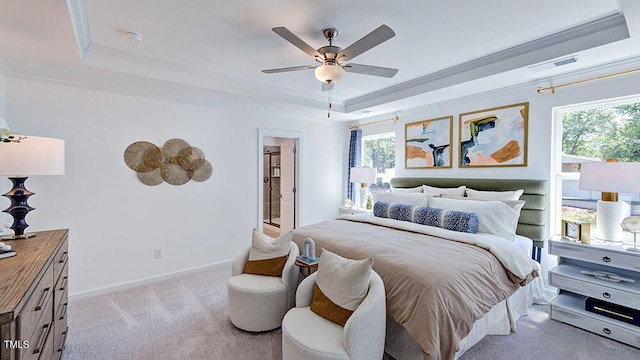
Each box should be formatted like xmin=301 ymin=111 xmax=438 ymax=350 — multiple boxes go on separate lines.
xmin=374 ymin=201 xmax=478 ymax=234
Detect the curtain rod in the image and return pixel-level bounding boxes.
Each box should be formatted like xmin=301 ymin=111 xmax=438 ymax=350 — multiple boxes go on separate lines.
xmin=537 ymin=67 xmax=640 ymax=94
xmin=348 ymin=115 xmax=400 ymax=130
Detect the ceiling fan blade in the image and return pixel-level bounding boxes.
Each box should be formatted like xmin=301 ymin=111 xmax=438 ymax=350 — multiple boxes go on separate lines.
xmin=262 ymin=65 xmax=317 ymax=74
xmin=321 ymin=82 xmax=334 ymax=91
xmin=343 ymin=63 xmax=398 ymax=78
xmin=272 ymin=27 xmax=322 ymax=58
xmin=338 ymin=25 xmax=395 ymax=61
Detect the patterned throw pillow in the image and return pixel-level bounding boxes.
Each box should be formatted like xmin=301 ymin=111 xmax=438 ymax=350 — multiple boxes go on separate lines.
xmin=373 ymin=201 xmax=479 ymax=234
xmin=413 ymin=206 xmax=479 ymax=233
xmin=242 ymin=229 xmax=292 ymax=277
xmin=311 ymin=249 xmax=373 ymax=326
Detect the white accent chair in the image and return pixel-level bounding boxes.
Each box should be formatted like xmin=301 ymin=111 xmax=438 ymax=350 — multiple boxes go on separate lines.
xmin=281 ymin=271 xmax=386 ymax=360
xmin=227 ymin=242 xmax=299 ymax=332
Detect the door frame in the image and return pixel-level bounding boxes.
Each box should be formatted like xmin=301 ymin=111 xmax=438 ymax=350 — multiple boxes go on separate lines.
xmin=257 ymin=128 xmax=302 ymax=232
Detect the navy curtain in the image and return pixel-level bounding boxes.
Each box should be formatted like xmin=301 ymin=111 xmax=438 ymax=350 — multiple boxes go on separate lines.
xmin=347 ymin=129 xmax=362 ymax=201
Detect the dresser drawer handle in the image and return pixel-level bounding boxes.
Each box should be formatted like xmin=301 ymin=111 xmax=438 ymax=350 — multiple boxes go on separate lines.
xmin=603 ymin=328 xmax=612 ymax=335
xmin=33 ymin=323 xmax=51 ymax=354
xmin=602 ymin=256 xmax=611 ymax=263
xmin=58 ymin=329 xmax=68 ymax=352
xmin=60 ymin=303 xmax=68 ymax=321
xmin=602 ymin=292 xmax=611 ymax=299
xmin=59 ymin=276 xmax=68 ymax=291
xmin=35 ymin=287 xmax=51 ymax=311
xmin=59 ymin=251 xmax=68 ymax=264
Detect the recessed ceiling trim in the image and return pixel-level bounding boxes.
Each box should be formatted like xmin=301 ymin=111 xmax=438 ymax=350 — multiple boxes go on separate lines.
xmin=66 ymin=0 xmax=92 ymax=61
xmin=0 ymin=54 xmax=12 ymax=76
xmin=345 ymin=13 xmax=629 ymax=113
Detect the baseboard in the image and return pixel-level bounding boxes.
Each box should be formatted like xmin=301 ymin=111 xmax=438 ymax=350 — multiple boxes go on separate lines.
xmin=69 ymin=259 xmax=232 ymax=301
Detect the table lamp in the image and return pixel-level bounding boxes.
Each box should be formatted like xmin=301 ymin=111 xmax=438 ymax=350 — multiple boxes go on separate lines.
xmin=0 ymin=134 xmax=65 ymax=239
xmin=579 ymin=160 xmax=640 ymax=243
xmin=350 ymin=167 xmax=377 ymax=209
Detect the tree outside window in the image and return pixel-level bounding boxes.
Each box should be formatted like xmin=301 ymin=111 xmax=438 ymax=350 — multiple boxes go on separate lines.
xmin=363 ymin=133 xmax=395 ymax=192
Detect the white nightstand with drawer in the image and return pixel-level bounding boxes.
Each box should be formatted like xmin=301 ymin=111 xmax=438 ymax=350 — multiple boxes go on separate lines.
xmin=548 ymin=237 xmax=640 ymax=348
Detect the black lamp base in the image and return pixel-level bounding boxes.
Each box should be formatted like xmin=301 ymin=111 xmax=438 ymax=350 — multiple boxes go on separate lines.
xmin=2 ymin=176 xmax=36 ymax=240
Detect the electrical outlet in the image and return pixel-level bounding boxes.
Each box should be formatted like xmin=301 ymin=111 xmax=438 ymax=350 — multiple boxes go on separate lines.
xmin=154 ymin=248 xmax=163 ymax=259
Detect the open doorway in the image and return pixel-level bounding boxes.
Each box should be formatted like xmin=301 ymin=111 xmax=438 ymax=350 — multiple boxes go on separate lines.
xmin=258 ymin=129 xmax=302 ymax=237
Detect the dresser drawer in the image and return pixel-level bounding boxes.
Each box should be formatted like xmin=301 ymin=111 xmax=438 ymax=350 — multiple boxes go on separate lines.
xmin=552 ymin=303 xmax=640 ymax=348
xmin=53 ymin=239 xmax=69 ymax=284
xmin=20 ymin=293 xmax=53 ymax=360
xmin=54 ymin=261 xmax=69 ymax=311
xmin=549 ymin=265 xmax=640 ymax=310
xmin=54 ymin=317 xmax=67 ymax=359
xmin=18 ymin=264 xmax=54 ymax=342
xmin=549 ymin=240 xmax=640 ymax=272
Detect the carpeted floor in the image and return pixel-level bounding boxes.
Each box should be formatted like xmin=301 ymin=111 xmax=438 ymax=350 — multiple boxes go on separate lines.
xmin=63 ymin=263 xmax=639 ymax=360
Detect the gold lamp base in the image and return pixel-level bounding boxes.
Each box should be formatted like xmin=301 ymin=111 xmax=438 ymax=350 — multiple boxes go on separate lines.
xmin=1 ymin=233 xmax=36 ymax=240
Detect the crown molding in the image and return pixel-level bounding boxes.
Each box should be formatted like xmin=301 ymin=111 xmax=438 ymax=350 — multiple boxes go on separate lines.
xmin=349 ymin=54 xmax=640 ymax=127
xmin=66 ymin=0 xmax=92 ymax=61
xmin=345 ymin=13 xmax=629 ymax=113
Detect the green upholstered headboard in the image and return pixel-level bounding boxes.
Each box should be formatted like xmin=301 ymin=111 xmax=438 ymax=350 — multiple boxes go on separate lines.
xmin=389 ymin=177 xmax=547 ymax=248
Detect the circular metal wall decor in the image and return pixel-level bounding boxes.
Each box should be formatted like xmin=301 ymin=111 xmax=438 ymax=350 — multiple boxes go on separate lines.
xmin=123 ymin=139 xmax=213 ymax=186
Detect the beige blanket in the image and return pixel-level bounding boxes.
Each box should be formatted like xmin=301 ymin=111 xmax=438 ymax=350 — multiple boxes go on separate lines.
xmin=292 ymin=215 xmax=538 ymax=360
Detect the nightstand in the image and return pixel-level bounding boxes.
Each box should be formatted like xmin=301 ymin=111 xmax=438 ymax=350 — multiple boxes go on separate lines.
xmin=548 ymin=237 xmax=640 ymax=348
xmin=294 ymin=259 xmax=318 ymax=277
xmin=338 ymin=207 xmax=372 ymax=215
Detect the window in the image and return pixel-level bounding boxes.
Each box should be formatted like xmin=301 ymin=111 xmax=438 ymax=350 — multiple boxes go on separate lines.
xmin=553 ymin=96 xmax=640 ymax=236
xmin=362 ymin=132 xmax=395 ymax=192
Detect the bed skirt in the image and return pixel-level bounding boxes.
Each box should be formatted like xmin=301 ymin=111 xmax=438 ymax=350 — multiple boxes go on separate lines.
xmin=384 ymin=280 xmax=534 ymax=359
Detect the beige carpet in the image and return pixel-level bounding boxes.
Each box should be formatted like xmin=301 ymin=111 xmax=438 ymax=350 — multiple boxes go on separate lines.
xmin=63 ymin=263 xmax=639 ymax=360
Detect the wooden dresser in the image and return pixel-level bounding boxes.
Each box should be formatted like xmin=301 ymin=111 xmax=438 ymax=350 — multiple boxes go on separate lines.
xmin=0 ymin=229 xmax=69 ymax=360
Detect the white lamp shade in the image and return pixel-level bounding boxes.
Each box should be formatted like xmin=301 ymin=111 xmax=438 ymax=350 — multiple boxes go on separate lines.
xmin=0 ymin=135 xmax=65 ymax=176
xmin=579 ymin=162 xmax=640 ymax=193
xmin=350 ymin=167 xmax=377 ymax=183
xmin=315 ymin=63 xmax=345 ymax=83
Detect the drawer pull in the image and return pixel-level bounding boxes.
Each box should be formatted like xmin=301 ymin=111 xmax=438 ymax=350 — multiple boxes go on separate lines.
xmin=602 ymin=256 xmax=611 ymax=263
xmin=602 ymin=292 xmax=611 ymax=299
xmin=60 ymin=251 xmax=68 ymax=264
xmin=60 ymin=276 xmax=68 ymax=291
xmin=35 ymin=287 xmax=51 ymax=311
xmin=33 ymin=323 xmax=51 ymax=354
xmin=60 ymin=303 xmax=68 ymax=320
xmin=58 ymin=329 xmax=68 ymax=352
xmin=603 ymin=328 xmax=612 ymax=335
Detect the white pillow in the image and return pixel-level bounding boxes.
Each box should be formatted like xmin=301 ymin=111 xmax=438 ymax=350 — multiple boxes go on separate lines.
xmin=373 ymin=192 xmax=430 ymax=206
xmin=422 ymin=185 xmax=466 ymax=197
xmin=391 ymin=186 xmax=423 ymax=193
xmin=429 ymin=197 xmax=519 ymax=240
xmin=466 ymin=188 xmax=524 ymax=201
xmin=248 ymin=229 xmax=291 ymax=261
xmin=315 ymin=249 xmax=373 ymax=311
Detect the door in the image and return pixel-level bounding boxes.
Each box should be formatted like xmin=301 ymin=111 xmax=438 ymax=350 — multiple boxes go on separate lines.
xmin=280 ymin=139 xmax=295 ymax=231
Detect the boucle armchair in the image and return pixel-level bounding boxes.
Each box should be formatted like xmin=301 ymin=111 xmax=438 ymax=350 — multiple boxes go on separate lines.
xmin=227 ymin=242 xmax=299 ymax=332
xmin=281 ymin=271 xmax=386 ymax=360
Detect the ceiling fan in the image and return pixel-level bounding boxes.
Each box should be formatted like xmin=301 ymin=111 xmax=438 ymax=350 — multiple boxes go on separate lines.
xmin=262 ymin=25 xmax=398 ymax=91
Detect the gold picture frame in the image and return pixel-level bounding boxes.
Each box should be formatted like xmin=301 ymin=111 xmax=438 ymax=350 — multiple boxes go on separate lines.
xmin=405 ymin=116 xmax=453 ymax=169
xmin=459 ymin=102 xmax=528 ymax=168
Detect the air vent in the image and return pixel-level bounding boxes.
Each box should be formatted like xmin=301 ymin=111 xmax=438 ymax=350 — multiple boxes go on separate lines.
xmin=528 ymin=55 xmax=580 ymax=72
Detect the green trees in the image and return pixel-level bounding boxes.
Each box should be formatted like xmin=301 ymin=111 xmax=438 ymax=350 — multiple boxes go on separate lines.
xmin=363 ymin=137 xmax=395 ymax=174
xmin=563 ymin=103 xmax=640 ymax=161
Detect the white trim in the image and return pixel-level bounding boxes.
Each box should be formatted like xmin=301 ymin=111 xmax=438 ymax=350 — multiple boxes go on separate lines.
xmin=258 ymin=129 xmax=303 ymax=232
xmin=66 ymin=0 xmax=92 ymax=62
xmin=0 ymin=55 xmax=12 ymax=76
xmin=68 ymin=260 xmax=232 ymax=301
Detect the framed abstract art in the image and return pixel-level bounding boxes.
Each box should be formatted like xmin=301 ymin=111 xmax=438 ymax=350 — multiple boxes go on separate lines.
xmin=405 ymin=116 xmax=453 ymax=169
xmin=459 ymin=102 xmax=528 ymax=168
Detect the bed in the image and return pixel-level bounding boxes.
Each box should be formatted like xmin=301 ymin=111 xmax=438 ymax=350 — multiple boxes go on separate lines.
xmin=292 ymin=177 xmax=547 ymax=360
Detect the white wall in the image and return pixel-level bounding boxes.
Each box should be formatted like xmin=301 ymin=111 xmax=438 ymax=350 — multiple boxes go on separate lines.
xmin=6 ymin=77 xmax=346 ymax=297
xmin=357 ymin=70 xmax=640 ymax=278
xmin=0 ymin=71 xmax=9 ymax=232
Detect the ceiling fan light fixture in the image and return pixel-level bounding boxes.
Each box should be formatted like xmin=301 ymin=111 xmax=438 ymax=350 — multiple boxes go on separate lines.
xmin=315 ymin=63 xmax=345 ymax=83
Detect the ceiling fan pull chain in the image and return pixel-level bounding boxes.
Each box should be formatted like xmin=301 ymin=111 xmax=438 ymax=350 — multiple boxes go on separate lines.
xmin=327 ymin=87 xmax=332 ymax=118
